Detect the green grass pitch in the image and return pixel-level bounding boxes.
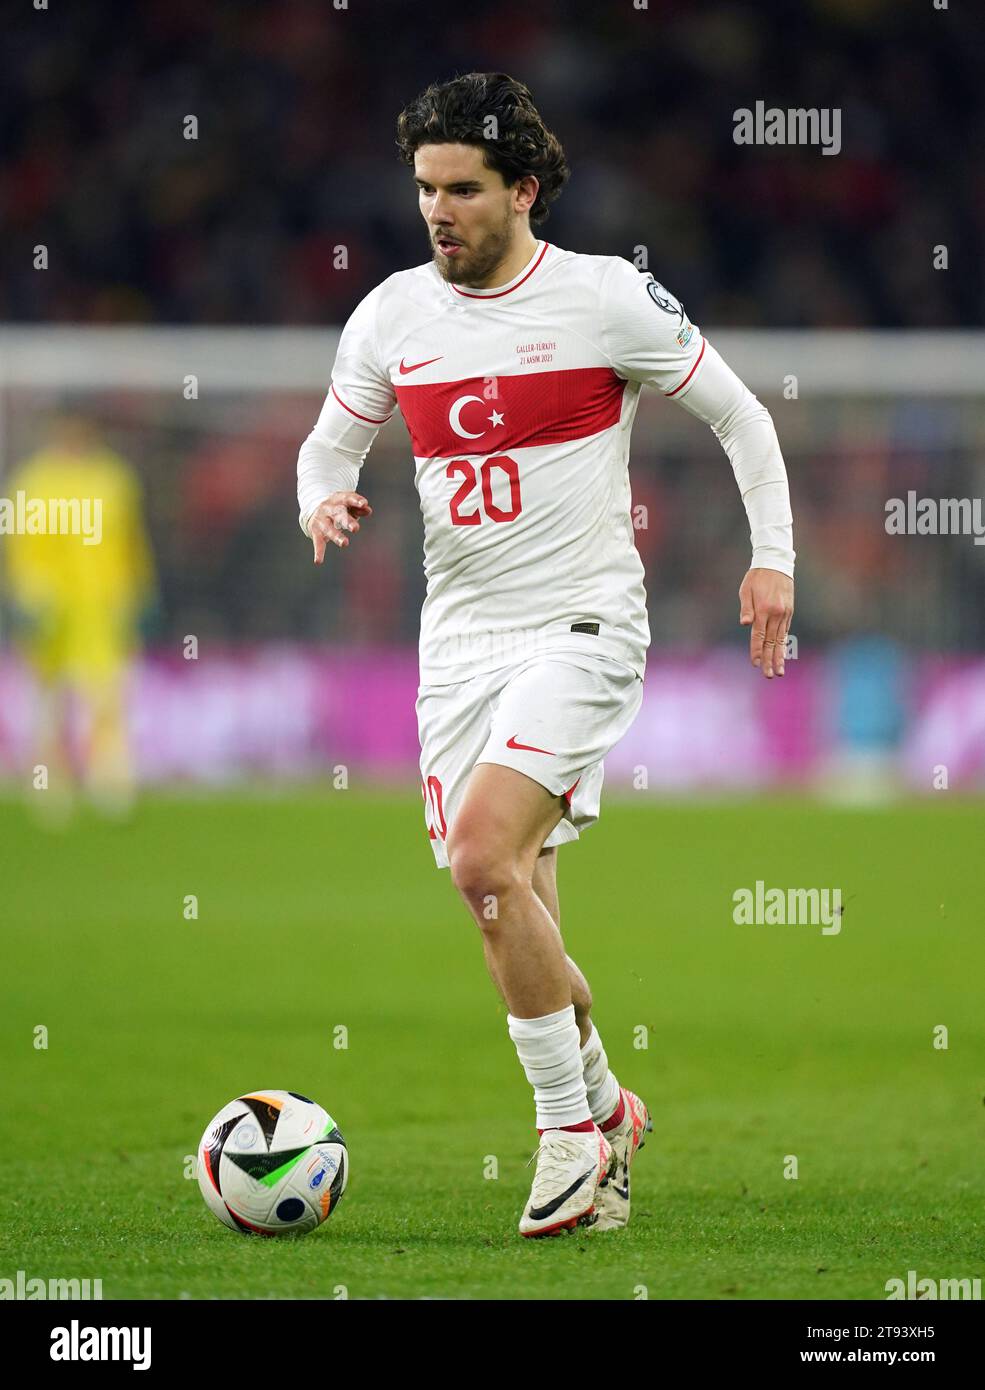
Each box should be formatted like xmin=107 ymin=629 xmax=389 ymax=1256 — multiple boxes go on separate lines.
xmin=1 ymin=790 xmax=982 ymax=1300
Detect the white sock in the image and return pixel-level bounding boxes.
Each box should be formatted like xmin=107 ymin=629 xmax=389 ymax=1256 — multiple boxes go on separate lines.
xmin=580 ymin=1023 xmax=621 ymax=1125
xmin=507 ymin=1005 xmax=592 ymax=1130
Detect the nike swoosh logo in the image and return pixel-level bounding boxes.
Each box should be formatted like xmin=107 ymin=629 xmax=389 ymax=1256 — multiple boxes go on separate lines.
xmin=507 ymin=735 xmax=556 ymax=755
xmin=398 ymin=356 xmax=443 ymax=375
xmin=528 ymin=1167 xmax=596 ymax=1222
xmin=610 ymin=1179 xmax=630 ymax=1201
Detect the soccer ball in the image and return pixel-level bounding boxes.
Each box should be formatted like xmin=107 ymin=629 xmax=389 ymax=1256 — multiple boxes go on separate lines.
xmin=197 ymin=1089 xmax=348 ymax=1236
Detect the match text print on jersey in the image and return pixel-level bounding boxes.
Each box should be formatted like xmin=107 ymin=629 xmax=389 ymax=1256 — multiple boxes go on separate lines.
xmin=447 ymin=457 xmax=522 ymax=525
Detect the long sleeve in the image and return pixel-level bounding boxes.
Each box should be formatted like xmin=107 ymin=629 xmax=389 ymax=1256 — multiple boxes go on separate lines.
xmin=666 ymin=343 xmax=794 ymax=575
xmin=297 ymin=283 xmax=397 ymax=533
xmin=599 ymin=257 xmax=794 ymax=576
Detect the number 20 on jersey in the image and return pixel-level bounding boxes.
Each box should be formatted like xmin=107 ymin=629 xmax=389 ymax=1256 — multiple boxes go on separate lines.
xmin=447 ymin=455 xmax=521 ymax=525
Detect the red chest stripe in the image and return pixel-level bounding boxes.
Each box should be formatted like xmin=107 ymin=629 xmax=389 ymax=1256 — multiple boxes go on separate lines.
xmin=394 ymin=367 xmax=627 ymax=459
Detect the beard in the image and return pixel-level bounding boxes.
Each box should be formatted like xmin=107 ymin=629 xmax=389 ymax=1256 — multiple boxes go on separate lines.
xmin=432 ymin=207 xmax=515 ymax=287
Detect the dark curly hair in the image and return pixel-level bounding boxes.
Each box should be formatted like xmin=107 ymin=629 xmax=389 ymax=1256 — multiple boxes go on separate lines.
xmin=396 ymin=72 xmax=570 ymax=225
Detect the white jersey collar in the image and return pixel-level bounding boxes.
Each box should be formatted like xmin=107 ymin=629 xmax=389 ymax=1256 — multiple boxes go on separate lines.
xmin=446 ymin=241 xmax=550 ymax=300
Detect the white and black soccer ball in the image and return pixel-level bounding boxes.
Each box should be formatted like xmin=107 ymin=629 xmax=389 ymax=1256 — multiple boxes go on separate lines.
xmin=197 ymin=1090 xmax=348 ymax=1236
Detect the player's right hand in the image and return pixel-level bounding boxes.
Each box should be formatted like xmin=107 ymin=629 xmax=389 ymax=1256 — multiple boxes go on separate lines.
xmin=307 ymin=492 xmax=373 ymax=564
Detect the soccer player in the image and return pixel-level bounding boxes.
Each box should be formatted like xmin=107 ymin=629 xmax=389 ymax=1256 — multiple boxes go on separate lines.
xmin=4 ymin=413 xmax=156 ymax=819
xmin=297 ymin=73 xmax=795 ymax=1237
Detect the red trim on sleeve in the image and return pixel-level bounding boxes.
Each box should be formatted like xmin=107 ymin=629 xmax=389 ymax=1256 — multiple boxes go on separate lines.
xmin=331 ymin=383 xmax=392 ymax=424
xmin=664 ymin=338 xmax=706 ymax=398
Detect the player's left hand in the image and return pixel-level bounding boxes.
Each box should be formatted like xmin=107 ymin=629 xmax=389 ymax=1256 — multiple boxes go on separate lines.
xmin=738 ymin=568 xmax=794 ymax=679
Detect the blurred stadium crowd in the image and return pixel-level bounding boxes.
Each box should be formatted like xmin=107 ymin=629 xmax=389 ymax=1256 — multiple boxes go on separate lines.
xmin=4 ymin=387 xmax=983 ymax=659
xmin=3 ymin=0 xmax=982 ymax=328
xmin=1 ymin=0 xmax=983 ymax=697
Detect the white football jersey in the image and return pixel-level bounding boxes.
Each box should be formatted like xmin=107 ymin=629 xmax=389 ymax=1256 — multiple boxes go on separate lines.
xmin=298 ymin=239 xmax=793 ymax=684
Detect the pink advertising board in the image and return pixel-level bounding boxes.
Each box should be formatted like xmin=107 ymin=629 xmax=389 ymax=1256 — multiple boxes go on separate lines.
xmin=0 ymin=646 xmax=981 ymax=790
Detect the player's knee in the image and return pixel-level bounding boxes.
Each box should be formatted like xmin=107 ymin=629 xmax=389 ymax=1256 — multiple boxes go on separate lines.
xmin=573 ymin=985 xmax=592 ymax=1020
xmin=447 ymin=835 xmax=523 ymax=915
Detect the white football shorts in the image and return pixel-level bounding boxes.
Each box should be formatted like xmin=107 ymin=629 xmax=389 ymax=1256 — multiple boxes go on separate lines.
xmin=416 ymin=652 xmax=644 ymax=869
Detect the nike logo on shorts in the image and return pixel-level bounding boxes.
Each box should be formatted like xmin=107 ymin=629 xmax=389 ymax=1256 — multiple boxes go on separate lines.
xmin=506 ymin=734 xmax=556 ymax=755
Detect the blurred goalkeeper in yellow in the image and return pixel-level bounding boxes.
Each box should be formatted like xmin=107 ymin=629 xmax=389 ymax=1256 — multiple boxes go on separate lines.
xmin=3 ymin=413 xmax=156 ymax=817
